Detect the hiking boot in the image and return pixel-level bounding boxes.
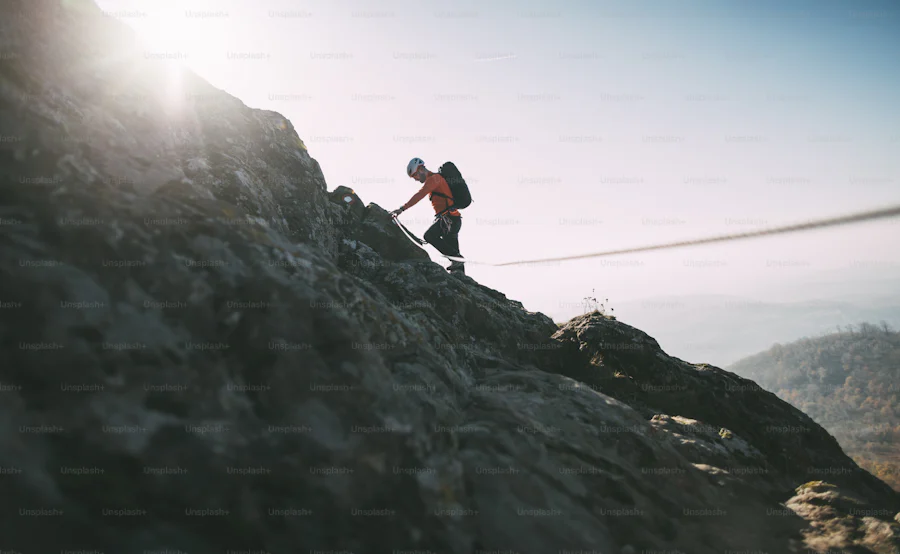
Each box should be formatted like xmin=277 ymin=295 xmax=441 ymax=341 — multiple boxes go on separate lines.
xmin=448 ymin=261 xmax=466 ymax=275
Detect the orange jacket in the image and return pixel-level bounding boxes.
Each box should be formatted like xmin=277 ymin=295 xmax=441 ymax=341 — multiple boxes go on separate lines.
xmin=401 ymin=173 xmax=461 ymax=216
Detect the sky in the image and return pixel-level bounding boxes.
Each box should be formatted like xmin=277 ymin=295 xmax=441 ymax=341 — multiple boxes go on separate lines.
xmin=95 ymin=0 xmax=900 ymax=324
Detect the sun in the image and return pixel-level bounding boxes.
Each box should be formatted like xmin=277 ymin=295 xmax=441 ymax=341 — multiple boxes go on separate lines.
xmin=117 ymin=5 xmax=232 ymax=110
xmin=129 ymin=7 xmax=223 ymax=69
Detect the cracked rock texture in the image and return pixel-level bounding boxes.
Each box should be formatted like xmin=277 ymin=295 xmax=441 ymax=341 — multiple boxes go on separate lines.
xmin=1 ymin=1 xmax=899 ymax=553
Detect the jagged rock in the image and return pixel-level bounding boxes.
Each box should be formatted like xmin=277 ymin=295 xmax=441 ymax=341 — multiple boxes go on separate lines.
xmin=785 ymin=481 xmax=900 ymax=553
xmin=550 ymin=313 xmax=900 ymax=506
xmin=330 ymin=189 xmax=430 ymax=267
xmin=329 ymin=186 xmax=367 ymax=221
xmin=1 ymin=1 xmax=899 ymax=553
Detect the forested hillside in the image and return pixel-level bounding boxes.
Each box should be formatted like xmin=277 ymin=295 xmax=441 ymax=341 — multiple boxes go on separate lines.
xmin=730 ymin=322 xmax=900 ymax=490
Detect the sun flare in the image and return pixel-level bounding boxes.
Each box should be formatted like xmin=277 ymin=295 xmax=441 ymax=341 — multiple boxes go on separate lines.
xmin=120 ymin=6 xmax=232 ymax=111
xmin=127 ymin=6 xmax=231 ymax=73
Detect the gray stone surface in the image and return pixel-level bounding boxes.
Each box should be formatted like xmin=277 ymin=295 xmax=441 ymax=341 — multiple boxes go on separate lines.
xmin=1 ymin=1 xmax=899 ymax=553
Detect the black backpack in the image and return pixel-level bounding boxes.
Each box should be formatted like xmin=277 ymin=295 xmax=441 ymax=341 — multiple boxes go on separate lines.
xmin=432 ymin=161 xmax=472 ymax=214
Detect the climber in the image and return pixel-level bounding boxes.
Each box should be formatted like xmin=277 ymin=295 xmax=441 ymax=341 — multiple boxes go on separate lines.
xmin=389 ymin=158 xmax=465 ymax=275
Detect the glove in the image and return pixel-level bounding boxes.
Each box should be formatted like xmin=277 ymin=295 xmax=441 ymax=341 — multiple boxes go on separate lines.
xmin=389 ymin=207 xmax=405 ymax=218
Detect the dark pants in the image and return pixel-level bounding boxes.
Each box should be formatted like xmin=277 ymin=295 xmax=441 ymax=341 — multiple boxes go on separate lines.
xmin=423 ymin=215 xmax=462 ymax=258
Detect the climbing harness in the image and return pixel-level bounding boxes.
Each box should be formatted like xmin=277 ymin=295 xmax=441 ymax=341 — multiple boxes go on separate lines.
xmin=392 ymin=203 xmax=900 ymax=267
xmin=439 ymin=213 xmax=454 ymax=234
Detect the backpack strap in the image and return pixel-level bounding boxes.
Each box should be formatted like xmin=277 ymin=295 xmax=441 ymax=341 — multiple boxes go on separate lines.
xmin=432 ymin=191 xmax=456 ymax=216
xmin=430 ymin=189 xmax=455 ymax=214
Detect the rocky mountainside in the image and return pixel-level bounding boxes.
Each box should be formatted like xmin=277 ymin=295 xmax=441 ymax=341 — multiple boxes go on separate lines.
xmin=2 ymin=1 xmax=899 ymax=553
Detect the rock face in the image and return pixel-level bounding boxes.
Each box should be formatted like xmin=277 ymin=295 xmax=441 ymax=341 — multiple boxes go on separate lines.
xmin=1 ymin=2 xmax=899 ymax=553
xmin=1 ymin=0 xmax=342 ymax=259
xmin=786 ymin=482 xmax=900 ymax=554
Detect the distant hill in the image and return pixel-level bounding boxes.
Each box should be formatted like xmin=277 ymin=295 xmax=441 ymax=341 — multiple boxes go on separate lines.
xmin=728 ymin=323 xmax=900 ymax=491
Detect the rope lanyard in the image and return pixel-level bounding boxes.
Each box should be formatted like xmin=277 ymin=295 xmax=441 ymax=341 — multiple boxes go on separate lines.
xmin=392 ymin=204 xmax=900 ymax=267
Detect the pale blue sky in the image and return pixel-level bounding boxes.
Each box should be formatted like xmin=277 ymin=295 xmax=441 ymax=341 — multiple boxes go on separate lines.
xmin=97 ymin=0 xmax=900 ymax=321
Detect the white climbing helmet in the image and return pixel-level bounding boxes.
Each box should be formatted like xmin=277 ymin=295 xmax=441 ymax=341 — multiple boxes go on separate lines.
xmin=406 ymin=157 xmax=424 ymax=176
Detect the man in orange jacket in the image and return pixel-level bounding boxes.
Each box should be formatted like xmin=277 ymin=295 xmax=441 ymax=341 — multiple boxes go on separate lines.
xmin=390 ymin=157 xmax=465 ymax=275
